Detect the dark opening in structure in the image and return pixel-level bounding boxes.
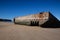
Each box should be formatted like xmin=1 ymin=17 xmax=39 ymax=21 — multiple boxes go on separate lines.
xmin=30 ymin=21 xmax=39 ymax=26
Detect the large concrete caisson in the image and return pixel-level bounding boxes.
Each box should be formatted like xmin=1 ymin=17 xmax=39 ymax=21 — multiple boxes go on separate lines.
xmin=14 ymin=12 xmax=60 ymax=27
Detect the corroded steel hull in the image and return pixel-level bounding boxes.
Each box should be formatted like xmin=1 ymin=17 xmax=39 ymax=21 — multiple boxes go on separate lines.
xmin=13 ymin=12 xmax=60 ymax=27
xmin=14 ymin=12 xmax=49 ymax=26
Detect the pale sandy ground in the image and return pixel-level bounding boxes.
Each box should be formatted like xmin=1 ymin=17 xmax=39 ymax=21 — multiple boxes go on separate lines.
xmin=0 ymin=21 xmax=60 ymax=40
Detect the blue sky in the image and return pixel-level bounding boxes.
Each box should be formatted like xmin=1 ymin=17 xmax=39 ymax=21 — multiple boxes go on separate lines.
xmin=0 ymin=0 xmax=60 ymax=20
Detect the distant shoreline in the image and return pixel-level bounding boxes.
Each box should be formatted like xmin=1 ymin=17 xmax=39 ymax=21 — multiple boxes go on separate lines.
xmin=0 ymin=19 xmax=12 ymax=22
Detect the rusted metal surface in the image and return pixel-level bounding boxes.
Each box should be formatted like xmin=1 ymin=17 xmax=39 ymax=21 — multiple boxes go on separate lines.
xmin=14 ymin=12 xmax=49 ymax=26
xmin=14 ymin=12 xmax=60 ymax=27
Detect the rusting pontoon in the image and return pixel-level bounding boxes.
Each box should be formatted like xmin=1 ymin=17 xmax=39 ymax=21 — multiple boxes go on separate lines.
xmin=14 ymin=12 xmax=60 ymax=27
